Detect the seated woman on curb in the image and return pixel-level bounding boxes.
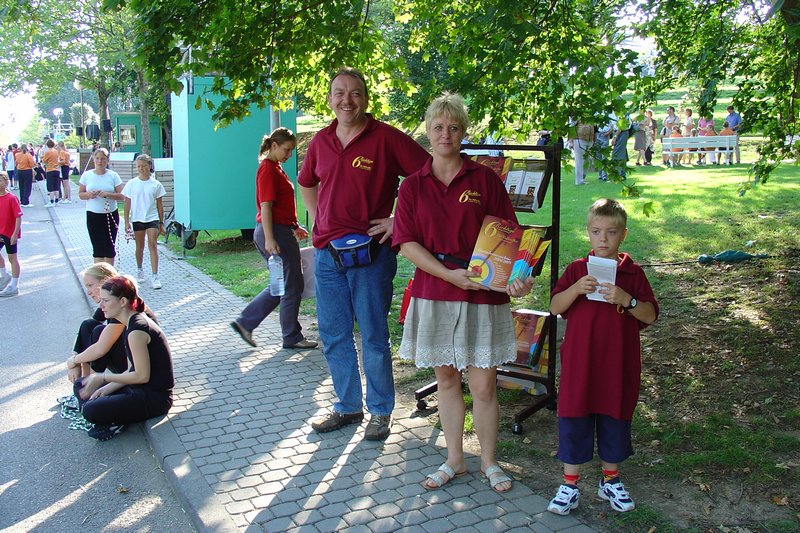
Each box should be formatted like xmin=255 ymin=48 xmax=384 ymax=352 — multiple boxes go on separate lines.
xmin=65 ymin=263 xmax=128 ymax=388
xmin=76 ymin=276 xmax=174 ymax=441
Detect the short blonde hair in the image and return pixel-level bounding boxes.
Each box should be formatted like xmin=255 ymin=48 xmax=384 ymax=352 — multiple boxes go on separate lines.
xmin=425 ymin=92 xmax=470 ymax=133
xmin=82 ymin=262 xmax=119 ymax=282
xmin=587 ymin=198 xmax=627 ymax=229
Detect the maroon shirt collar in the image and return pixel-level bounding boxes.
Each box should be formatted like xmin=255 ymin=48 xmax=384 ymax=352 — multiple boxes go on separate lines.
xmin=322 ymin=114 xmax=378 ymax=146
xmin=417 ymin=155 xmax=481 ymax=183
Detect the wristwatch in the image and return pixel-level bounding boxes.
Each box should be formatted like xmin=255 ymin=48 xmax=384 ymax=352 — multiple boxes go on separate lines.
xmin=625 ymin=297 xmax=638 ymax=310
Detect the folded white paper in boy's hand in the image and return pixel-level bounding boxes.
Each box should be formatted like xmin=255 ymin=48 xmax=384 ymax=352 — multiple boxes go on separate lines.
xmin=586 ymin=255 xmax=617 ymax=302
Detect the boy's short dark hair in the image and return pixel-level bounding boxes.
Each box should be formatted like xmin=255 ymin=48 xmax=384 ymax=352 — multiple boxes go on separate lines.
xmin=587 ymin=198 xmax=627 ymax=228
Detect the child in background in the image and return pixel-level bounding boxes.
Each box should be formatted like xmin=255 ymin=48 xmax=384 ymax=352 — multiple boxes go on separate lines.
xmin=704 ymin=124 xmax=720 ymax=165
xmin=669 ymin=125 xmax=683 ymax=167
xmin=57 ymin=141 xmax=73 ymax=203
xmin=547 ymin=199 xmax=658 ymax=516
xmin=0 ymin=171 xmax=22 ymax=296
xmin=122 ymin=154 xmax=166 ymax=289
xmin=718 ymin=121 xmax=736 ymax=165
xmin=683 ymin=128 xmax=698 ymax=166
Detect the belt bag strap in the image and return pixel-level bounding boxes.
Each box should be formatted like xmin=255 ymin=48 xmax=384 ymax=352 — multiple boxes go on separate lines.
xmin=433 ymin=252 xmax=469 ymax=269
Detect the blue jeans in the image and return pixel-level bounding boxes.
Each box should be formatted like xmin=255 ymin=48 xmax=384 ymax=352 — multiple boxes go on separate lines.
xmin=237 ymin=223 xmax=304 ymax=346
xmin=315 ymin=244 xmax=396 ymax=416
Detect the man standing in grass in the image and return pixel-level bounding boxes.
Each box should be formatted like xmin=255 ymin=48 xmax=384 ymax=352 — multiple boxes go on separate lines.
xmin=725 ymin=105 xmax=743 ymax=164
xmin=299 ymin=67 xmax=429 ymax=441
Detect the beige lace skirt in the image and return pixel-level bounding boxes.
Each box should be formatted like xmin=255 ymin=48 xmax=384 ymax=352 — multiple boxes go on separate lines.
xmin=399 ymin=298 xmax=516 ymax=370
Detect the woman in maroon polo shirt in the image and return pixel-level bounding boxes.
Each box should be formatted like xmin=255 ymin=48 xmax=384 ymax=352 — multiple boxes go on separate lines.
xmin=230 ymin=128 xmax=317 ymax=350
xmin=393 ymin=93 xmax=534 ymax=493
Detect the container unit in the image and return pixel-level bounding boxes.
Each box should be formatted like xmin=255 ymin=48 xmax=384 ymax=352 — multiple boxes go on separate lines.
xmin=113 ymin=112 xmax=165 ymax=157
xmin=170 ymin=75 xmax=297 ymax=248
xmin=153 ymin=158 xmax=174 ymax=216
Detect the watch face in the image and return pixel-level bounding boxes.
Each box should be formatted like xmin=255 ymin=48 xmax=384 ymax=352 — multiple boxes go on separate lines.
xmin=629 ymin=298 xmax=638 ymax=309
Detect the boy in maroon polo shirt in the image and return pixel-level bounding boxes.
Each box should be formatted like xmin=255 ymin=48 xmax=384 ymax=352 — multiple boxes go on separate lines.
xmin=547 ymin=199 xmax=658 ymax=516
xmin=299 ymin=67 xmax=429 ymax=440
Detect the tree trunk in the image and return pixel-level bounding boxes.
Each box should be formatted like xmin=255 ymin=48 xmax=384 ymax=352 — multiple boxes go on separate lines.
xmin=137 ymin=68 xmax=152 ymax=155
xmin=97 ymin=76 xmax=111 ymax=149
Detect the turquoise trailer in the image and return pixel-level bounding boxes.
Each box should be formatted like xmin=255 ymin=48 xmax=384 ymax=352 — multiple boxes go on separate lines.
xmin=170 ymin=75 xmax=297 ymax=247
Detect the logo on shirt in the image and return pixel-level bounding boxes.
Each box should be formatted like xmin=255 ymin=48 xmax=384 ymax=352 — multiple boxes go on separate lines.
xmin=459 ymin=189 xmax=481 ymax=205
xmin=352 ymin=156 xmax=373 ymax=171
xmin=484 ymin=220 xmax=515 ymax=238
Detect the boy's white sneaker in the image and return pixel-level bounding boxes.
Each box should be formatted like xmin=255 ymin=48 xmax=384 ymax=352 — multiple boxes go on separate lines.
xmin=0 ymin=285 xmax=19 ymax=297
xmin=137 ymin=269 xmax=146 ymax=283
xmin=0 ymin=272 xmax=11 ymax=290
xmin=598 ymin=477 xmax=636 ymax=512
xmin=151 ymin=275 xmax=162 ymax=290
xmin=547 ymin=484 xmax=580 ymax=515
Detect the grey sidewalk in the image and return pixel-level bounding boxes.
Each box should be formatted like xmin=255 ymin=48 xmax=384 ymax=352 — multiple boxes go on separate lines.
xmin=47 ymin=182 xmax=594 ymax=533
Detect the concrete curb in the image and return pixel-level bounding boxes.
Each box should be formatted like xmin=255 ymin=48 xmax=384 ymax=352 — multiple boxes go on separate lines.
xmin=46 ymin=183 xmax=233 ymax=532
xmin=146 ymin=418 xmax=239 ymax=532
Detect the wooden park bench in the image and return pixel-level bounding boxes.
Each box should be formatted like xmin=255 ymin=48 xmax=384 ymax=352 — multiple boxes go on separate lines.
xmin=662 ymin=135 xmax=738 ymax=164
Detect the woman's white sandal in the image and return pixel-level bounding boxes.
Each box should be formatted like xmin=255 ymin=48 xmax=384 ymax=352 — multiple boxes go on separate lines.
xmin=483 ymin=464 xmax=513 ymax=493
xmin=423 ymin=463 xmax=466 ymax=490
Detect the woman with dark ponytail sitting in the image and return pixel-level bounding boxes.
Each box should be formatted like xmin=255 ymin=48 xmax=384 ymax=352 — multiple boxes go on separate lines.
xmin=76 ymin=275 xmax=174 ymax=441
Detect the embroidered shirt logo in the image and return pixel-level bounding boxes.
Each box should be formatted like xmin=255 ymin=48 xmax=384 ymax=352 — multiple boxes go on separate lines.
xmin=459 ymin=189 xmax=481 ymax=205
xmin=352 ymin=156 xmax=373 ymax=171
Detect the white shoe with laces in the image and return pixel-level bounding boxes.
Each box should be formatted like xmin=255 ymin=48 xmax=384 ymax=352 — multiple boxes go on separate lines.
xmin=0 ymin=273 xmax=11 ymax=291
xmin=547 ymin=484 xmax=580 ymax=515
xmin=151 ymin=275 xmax=162 ymax=289
xmin=598 ymin=477 xmax=636 ymax=512
xmin=137 ymin=269 xmax=146 ymax=283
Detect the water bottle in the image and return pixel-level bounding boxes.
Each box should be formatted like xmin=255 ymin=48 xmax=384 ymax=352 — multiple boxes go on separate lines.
xmin=268 ymin=255 xmax=285 ymax=296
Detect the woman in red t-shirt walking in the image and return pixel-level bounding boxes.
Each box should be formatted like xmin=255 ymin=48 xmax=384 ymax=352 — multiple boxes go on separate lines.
xmin=230 ymin=128 xmax=317 ymax=350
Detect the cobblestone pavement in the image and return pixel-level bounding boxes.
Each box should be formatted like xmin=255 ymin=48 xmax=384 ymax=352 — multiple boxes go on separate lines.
xmin=46 ymin=182 xmax=594 ymax=532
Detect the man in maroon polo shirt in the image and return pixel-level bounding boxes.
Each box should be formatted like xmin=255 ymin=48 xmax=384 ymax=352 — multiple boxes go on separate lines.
xmin=299 ymin=66 xmax=429 ymax=440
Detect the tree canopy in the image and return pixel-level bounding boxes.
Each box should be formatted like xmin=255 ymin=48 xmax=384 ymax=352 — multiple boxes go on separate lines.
xmin=2 ymin=0 xmax=796 ymax=184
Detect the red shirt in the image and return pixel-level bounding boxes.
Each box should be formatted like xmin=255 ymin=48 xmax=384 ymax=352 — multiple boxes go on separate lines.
xmin=255 ymin=158 xmax=298 ymax=226
xmin=298 ymin=115 xmax=429 ymax=249
xmin=0 ymin=193 xmax=22 ymax=238
xmin=552 ymin=252 xmax=659 ymax=420
xmin=394 ymin=157 xmax=517 ymax=304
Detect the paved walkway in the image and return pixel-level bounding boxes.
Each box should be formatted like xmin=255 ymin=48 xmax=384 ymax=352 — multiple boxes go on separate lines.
xmin=46 ymin=181 xmax=594 ymax=533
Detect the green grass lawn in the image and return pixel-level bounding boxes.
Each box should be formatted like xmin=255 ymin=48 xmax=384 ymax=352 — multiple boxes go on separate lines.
xmin=169 ymin=157 xmax=800 ymax=530
xmin=169 ymin=159 xmax=799 ymax=345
